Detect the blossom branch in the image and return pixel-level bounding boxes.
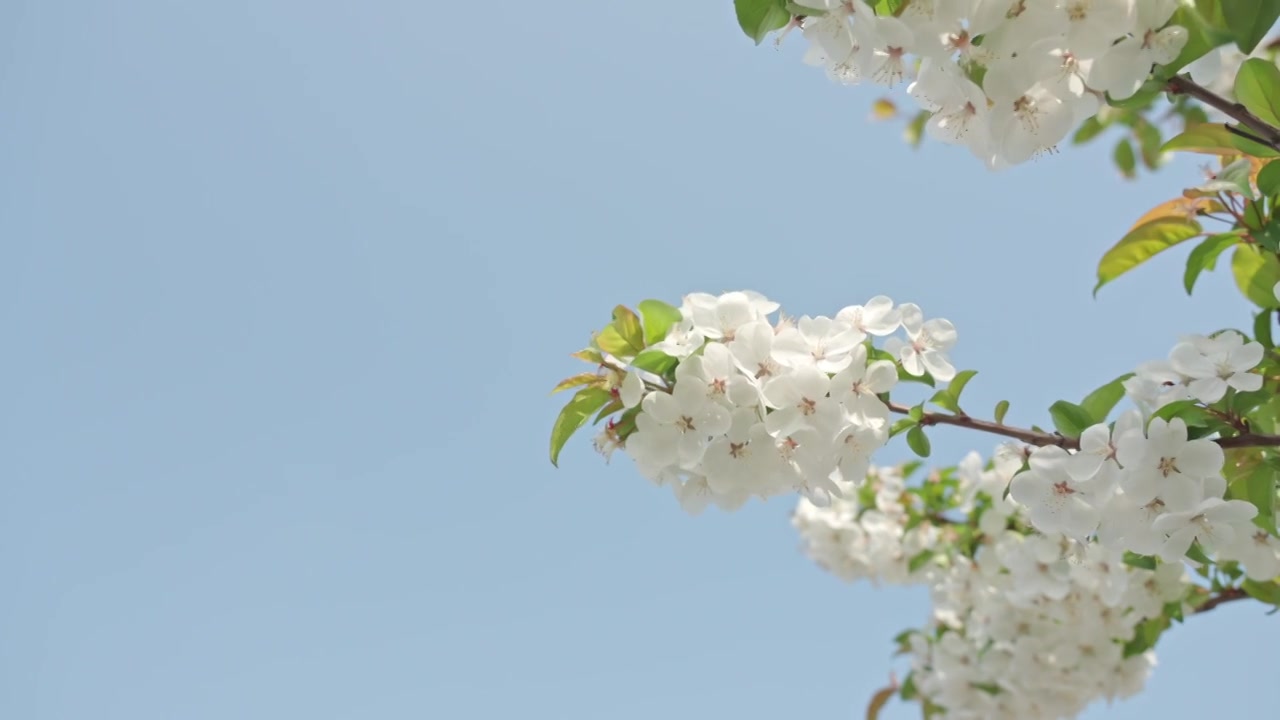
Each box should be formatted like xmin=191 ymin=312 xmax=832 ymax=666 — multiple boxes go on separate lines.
xmin=887 ymin=402 xmax=1280 ymax=450
xmin=889 ymin=401 xmax=1080 ymax=449
xmin=1166 ymin=74 xmax=1280 ymax=151
xmin=1193 ymin=586 xmax=1249 ymax=614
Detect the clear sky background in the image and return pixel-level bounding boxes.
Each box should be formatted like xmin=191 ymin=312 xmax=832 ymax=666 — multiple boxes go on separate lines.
xmin=0 ymin=2 xmax=1274 ymax=719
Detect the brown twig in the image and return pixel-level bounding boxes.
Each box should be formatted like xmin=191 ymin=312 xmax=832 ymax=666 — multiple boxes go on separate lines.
xmin=1166 ymin=74 xmax=1280 ymax=151
xmin=1193 ymin=586 xmax=1250 ymax=614
xmin=889 ymin=402 xmax=1079 ymax=449
xmin=887 ymin=403 xmax=1280 ymax=451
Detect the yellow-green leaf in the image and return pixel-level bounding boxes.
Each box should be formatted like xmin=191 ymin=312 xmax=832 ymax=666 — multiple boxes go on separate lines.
xmin=1232 ymin=244 xmax=1280 ymax=308
xmin=1162 ymin=123 xmax=1280 ymax=158
xmin=550 ymin=386 xmax=612 ymax=466
xmin=551 ymin=372 xmax=603 ymax=395
xmin=612 ymin=305 xmax=644 ymax=350
xmin=1095 ymin=218 xmax=1202 ymax=294
xmin=1129 ymin=196 xmax=1218 ymax=229
xmin=1245 ymin=462 xmax=1277 ymax=534
xmin=638 ymin=299 xmax=682 ymax=345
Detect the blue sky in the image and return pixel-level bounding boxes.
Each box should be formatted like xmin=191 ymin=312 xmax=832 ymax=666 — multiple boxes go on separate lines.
xmin=0 ymin=2 xmax=1274 ymax=719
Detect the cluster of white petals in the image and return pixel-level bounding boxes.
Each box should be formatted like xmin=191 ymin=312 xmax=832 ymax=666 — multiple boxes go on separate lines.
xmin=1124 ymin=329 xmax=1265 ymax=412
xmin=616 ymin=290 xmax=956 ymax=513
xmin=791 ymin=0 xmax=1189 ymax=168
xmin=794 ymin=453 xmax=1192 ymax=719
xmin=1005 ymin=332 xmax=1279 ymax=579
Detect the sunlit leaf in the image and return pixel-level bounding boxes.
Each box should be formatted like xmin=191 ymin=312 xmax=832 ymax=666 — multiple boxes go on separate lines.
xmin=551 ymin=372 xmax=603 ymax=395
xmin=638 ymin=299 xmax=682 ymax=346
xmin=550 ymin=387 xmax=612 ymax=466
xmin=1232 ymin=244 xmax=1280 ymax=308
xmin=1095 ymin=218 xmax=1202 ymax=294
xmin=1162 ymin=123 xmax=1280 ymax=158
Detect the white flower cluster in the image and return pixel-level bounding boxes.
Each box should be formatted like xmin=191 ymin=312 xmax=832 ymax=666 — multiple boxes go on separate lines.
xmin=793 ymin=0 xmax=1188 ymax=168
xmin=908 ymin=539 xmax=1178 ymax=719
xmin=794 ymin=454 xmax=1193 ymax=719
xmin=1006 ymin=331 xmax=1279 ymax=578
xmin=1124 ymin=329 xmax=1265 ymax=412
xmin=617 ymin=290 xmax=957 ymax=513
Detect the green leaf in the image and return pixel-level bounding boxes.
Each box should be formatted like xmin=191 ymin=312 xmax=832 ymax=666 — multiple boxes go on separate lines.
xmin=1073 ymin=116 xmax=1107 ymax=144
xmin=1235 ymin=58 xmax=1280 ymax=126
xmin=734 ymin=0 xmax=791 ymax=44
xmin=903 ymin=110 xmax=930 ymax=148
xmin=890 ymin=417 xmax=918 ymax=437
xmin=1255 ymin=309 xmax=1276 ymax=348
xmin=1151 ymin=399 xmax=1212 ymax=426
xmin=1123 ymin=552 xmax=1157 ymax=570
xmin=899 ymin=674 xmax=918 ymax=701
xmin=994 ymin=400 xmax=1010 ymax=425
xmin=638 ymin=299 xmax=682 ymax=346
xmin=549 ymin=387 xmax=612 ymax=466
xmin=1122 ymin=617 xmax=1166 ymax=658
xmin=1049 ymin=400 xmax=1094 ymax=438
xmin=947 ymin=370 xmax=977 ymax=400
xmin=898 ymin=366 xmax=935 ymax=387
xmin=907 ymin=549 xmax=935 ymax=573
xmin=1184 ymin=232 xmax=1243 ymax=294
xmin=1079 ymin=374 xmax=1134 ymax=424
xmin=906 ymin=425 xmax=931 ymax=458
xmin=1232 ymin=244 xmax=1280 ymax=308
xmin=1162 ymin=123 xmax=1280 ymax=158
xmin=593 ymin=397 xmax=624 ymax=424
xmin=1246 ymin=462 xmax=1278 ymax=534
xmin=551 ymin=372 xmax=602 ymax=394
xmin=1259 ymin=161 xmax=1280 ymax=198
xmin=1230 ymin=386 xmax=1272 ymax=415
xmin=785 ymin=1 xmax=820 ymax=14
xmin=1243 ymin=579 xmax=1280 ymax=605
xmin=1222 ymin=0 xmax=1280 ymax=53
xmin=1107 ymin=80 xmax=1164 ymax=110
xmin=1187 ymin=541 xmax=1213 ymax=565
xmin=930 ymin=370 xmax=975 ymax=413
xmin=1113 ymin=137 xmax=1137 ymax=177
xmin=929 ymin=389 xmax=959 ymax=413
xmin=631 ymin=349 xmax=678 ymax=377
xmin=1134 ymin=121 xmax=1164 ymax=169
xmin=1095 ymin=218 xmax=1202 ymax=294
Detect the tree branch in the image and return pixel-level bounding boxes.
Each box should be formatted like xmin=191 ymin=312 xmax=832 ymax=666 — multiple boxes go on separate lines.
xmin=1193 ymin=586 xmax=1249 ymax=614
xmin=889 ymin=402 xmax=1079 ymax=448
xmin=1166 ymin=74 xmax=1280 ymax=151
xmin=888 ymin=403 xmax=1280 ymax=451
